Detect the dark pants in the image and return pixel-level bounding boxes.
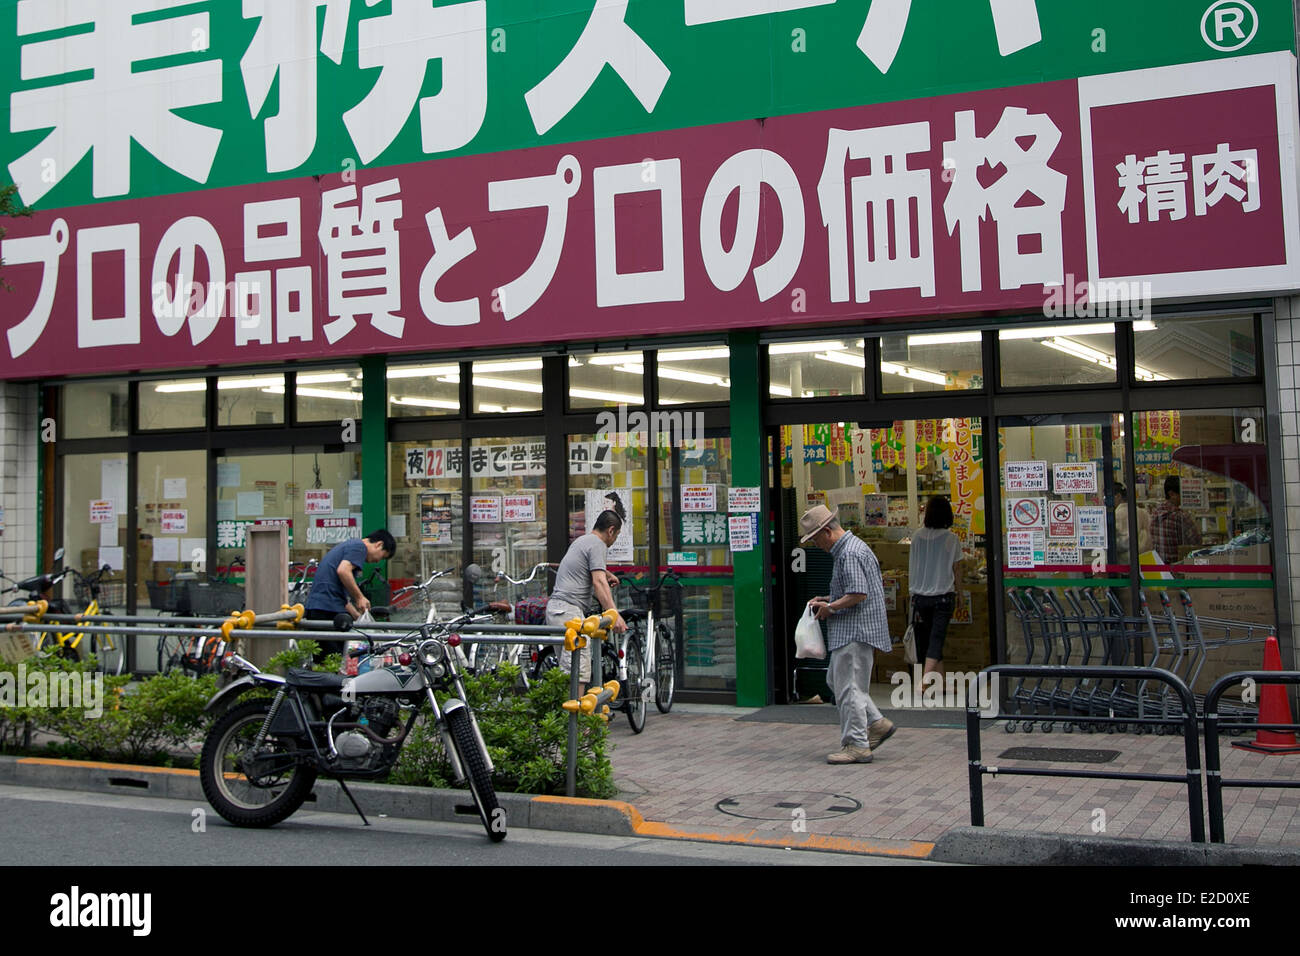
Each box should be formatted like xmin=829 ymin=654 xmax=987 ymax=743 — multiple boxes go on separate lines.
xmin=305 ymin=608 xmax=349 ymax=661
xmin=912 ymin=593 xmax=955 ymax=663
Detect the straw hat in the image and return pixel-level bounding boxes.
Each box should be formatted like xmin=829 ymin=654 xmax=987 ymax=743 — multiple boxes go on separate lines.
xmin=799 ymin=504 xmax=839 ymax=543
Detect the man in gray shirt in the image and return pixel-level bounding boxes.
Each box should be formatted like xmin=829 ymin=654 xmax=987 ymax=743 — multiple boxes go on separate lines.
xmin=547 ymin=509 xmax=628 ymax=681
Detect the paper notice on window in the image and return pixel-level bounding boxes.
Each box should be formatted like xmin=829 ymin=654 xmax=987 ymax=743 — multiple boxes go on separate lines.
xmin=217 ymin=499 xmax=236 ymax=521
xmin=237 ymin=492 xmax=264 ymax=517
xmin=217 ymin=462 xmax=241 ymax=487
xmin=98 ymin=546 xmax=125 ymax=571
xmin=101 ymin=458 xmax=127 ymax=515
xmin=163 ymin=477 xmax=187 ymax=499
xmin=99 ymin=522 xmax=118 ymax=547
xmin=1005 ymin=461 xmax=1048 ymax=492
xmin=348 ymin=480 xmax=364 ymax=506
xmin=728 ymin=515 xmax=755 ymax=551
xmin=389 ymin=514 xmax=407 ymax=539
xmin=180 ymin=538 xmax=207 ymax=567
xmin=1007 ymin=531 xmax=1036 ymax=569
xmin=152 ymin=537 xmax=180 ymax=563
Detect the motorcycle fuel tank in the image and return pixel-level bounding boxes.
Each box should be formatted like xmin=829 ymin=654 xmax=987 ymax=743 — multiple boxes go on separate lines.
xmin=350 ymin=663 xmax=428 ymax=693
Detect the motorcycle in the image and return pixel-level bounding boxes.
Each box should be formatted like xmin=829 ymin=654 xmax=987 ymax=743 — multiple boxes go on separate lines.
xmin=198 ymin=595 xmax=507 ymax=842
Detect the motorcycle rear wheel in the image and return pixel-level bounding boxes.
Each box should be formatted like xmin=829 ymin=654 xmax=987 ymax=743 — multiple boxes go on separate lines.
xmin=200 ymin=698 xmax=316 ymax=828
xmin=446 ymin=706 xmax=506 ymax=842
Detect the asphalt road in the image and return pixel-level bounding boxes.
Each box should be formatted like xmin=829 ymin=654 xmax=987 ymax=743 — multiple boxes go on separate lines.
xmin=0 ymin=783 xmax=928 ymax=867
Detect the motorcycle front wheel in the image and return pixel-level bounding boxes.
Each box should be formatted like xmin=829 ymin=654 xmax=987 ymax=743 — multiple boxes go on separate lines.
xmin=446 ymin=706 xmax=506 ymax=842
xmin=199 ymin=698 xmax=317 ymax=828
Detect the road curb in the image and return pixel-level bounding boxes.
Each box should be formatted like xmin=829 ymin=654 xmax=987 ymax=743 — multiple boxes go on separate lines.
xmin=931 ymin=826 xmax=1300 ymax=866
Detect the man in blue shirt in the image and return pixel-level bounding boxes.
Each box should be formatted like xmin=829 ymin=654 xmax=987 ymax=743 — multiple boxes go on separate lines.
xmin=306 ymin=529 xmax=396 ymax=655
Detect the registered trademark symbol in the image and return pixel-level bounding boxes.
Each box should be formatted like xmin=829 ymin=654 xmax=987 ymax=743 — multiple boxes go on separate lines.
xmin=1201 ymin=1 xmax=1258 ymax=53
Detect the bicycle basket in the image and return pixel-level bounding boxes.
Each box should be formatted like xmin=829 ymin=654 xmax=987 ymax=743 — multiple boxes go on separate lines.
xmin=186 ymin=581 xmax=246 ymax=617
xmin=146 ymin=581 xmax=179 ymax=612
xmin=76 ymin=576 xmax=126 ymax=608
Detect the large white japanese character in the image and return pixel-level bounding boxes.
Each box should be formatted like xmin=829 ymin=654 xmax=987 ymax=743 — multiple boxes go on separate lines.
xmin=78 ymin=224 xmax=142 ymax=350
xmin=8 ymin=1 xmax=223 ymax=204
xmin=317 ymin=179 xmax=405 ymax=344
xmin=943 ymin=107 xmax=1065 ymax=292
xmin=242 ymin=0 xmax=352 ymax=173
xmin=2 ymin=218 xmax=68 ymax=358
xmin=858 ymin=0 xmax=1040 ymax=73
xmin=525 ymin=0 xmax=670 ymax=136
xmin=1193 ymin=143 xmax=1260 ymax=216
xmin=488 ymin=156 xmax=582 ymax=319
xmin=593 ymin=159 xmax=685 ymax=307
xmin=818 ymin=123 xmax=934 ymax=303
xmin=1115 ymin=151 xmax=1188 ymax=223
xmin=151 ymin=217 xmax=226 ymax=346
xmin=700 ymin=149 xmax=805 ymax=301
xmin=419 ymin=209 xmax=480 ymax=327
xmin=343 ymin=0 xmax=487 ymax=164
xmin=684 ymin=0 xmax=833 ymax=24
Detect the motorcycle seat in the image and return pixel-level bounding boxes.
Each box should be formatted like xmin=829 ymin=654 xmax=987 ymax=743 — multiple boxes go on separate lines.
xmin=286 ymin=667 xmax=347 ymax=691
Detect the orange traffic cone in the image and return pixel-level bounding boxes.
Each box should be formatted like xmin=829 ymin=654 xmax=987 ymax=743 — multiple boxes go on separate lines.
xmin=1232 ymin=636 xmax=1300 ymax=755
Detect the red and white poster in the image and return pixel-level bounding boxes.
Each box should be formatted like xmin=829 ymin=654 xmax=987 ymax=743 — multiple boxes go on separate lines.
xmin=469 ymin=496 xmax=501 ymax=524
xmin=160 ymin=509 xmax=187 ymax=534
xmin=1048 ymin=500 xmax=1077 ymax=539
xmin=304 ymin=489 xmax=335 ymax=515
xmin=502 ymin=494 xmax=536 ymax=522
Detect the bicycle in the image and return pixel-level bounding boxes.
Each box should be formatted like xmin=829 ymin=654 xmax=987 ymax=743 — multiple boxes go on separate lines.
xmin=477 ymin=561 xmax=555 ymax=685
xmin=289 ymin=559 xmax=318 ymax=605
xmin=16 ymin=561 xmax=126 ymax=675
xmin=619 ymin=568 xmax=681 ymax=715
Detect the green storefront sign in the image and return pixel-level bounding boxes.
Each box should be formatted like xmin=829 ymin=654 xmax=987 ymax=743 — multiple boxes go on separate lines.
xmin=3 ymin=0 xmax=1293 ymax=209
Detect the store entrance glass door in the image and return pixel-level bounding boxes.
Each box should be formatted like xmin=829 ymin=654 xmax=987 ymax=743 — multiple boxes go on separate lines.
xmin=777 ymin=420 xmax=990 ymax=702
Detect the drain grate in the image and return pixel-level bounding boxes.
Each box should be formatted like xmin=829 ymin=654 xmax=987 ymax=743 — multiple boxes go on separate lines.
xmin=997 ymin=747 xmax=1120 ymax=763
xmin=716 ymin=791 xmax=861 ymax=821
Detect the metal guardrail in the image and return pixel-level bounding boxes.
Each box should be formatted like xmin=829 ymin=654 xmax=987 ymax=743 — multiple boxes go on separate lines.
xmin=968 ymin=664 xmax=1206 ymax=843
xmin=1203 ymin=670 xmax=1300 ymax=843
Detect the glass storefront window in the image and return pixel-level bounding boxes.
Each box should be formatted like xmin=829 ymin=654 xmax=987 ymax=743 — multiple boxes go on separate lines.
xmin=566 ymin=433 xmax=650 ymax=569
xmin=294 ymin=367 xmax=362 ymax=422
xmin=216 ymin=373 xmax=285 ymax=426
xmin=390 ymin=439 xmax=464 ymax=609
xmin=472 ymin=359 xmax=543 ymax=413
xmin=999 ymin=323 xmax=1120 ymax=387
xmin=656 ymin=346 xmax=730 ymax=405
xmin=880 ymin=332 xmax=984 ymax=393
xmin=61 ymin=452 xmax=130 ymax=603
xmin=1133 ymin=315 xmax=1257 ymax=381
xmin=567 ymin=351 xmax=646 ymax=409
xmin=768 ymin=339 xmax=863 ymax=398
xmin=136 ymin=450 xmax=207 ymax=667
xmin=387 ymin=360 xmax=462 ymax=417
xmin=139 ymin=378 xmax=206 ymax=430
xmin=61 ymin=381 xmax=129 ymax=438
xmin=469 ymin=435 xmax=547 ymax=578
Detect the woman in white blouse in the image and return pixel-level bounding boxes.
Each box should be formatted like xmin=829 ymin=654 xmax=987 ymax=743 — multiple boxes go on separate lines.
xmin=909 ymin=496 xmax=963 ymax=681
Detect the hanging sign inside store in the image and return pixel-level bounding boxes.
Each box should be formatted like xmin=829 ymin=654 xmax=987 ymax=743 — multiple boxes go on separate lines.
xmin=727 ymin=487 xmax=760 ymax=513
xmin=681 ymin=485 xmax=717 ymax=513
xmin=469 ymin=496 xmax=501 ymax=523
xmin=1077 ymin=506 xmax=1108 ymax=549
xmin=728 ymin=515 xmax=755 ymax=552
xmin=863 ymin=494 xmax=889 ymax=528
xmin=1005 ymin=461 xmax=1048 ymax=492
xmin=309 ymin=516 xmax=358 ymax=545
xmin=850 ymin=429 xmax=874 ymax=485
xmin=89 ymin=500 xmax=115 ymax=524
xmin=1180 ymin=477 xmax=1207 ymax=510
xmin=420 ymin=493 xmax=455 ymax=544
xmin=6 ymin=51 xmax=1299 ymax=379
xmin=502 ymin=494 xmax=536 ymax=522
xmin=1048 ymin=501 xmax=1077 ymax=539
xmin=160 ymin=510 xmax=187 ymax=534
xmin=304 ymin=489 xmax=334 ymax=514
xmin=1007 ymin=497 xmax=1046 ymax=529
xmin=1052 ymin=462 xmax=1097 ymax=494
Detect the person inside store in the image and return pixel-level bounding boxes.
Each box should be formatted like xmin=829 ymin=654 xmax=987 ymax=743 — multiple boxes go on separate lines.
xmin=1149 ymin=475 xmax=1201 ymax=563
xmin=803 ymin=504 xmax=896 ymax=765
xmin=908 ymin=495 xmax=962 ymax=684
xmin=546 ymin=509 xmax=628 ymax=683
xmin=1113 ymin=482 xmax=1152 ymax=557
xmin=304 ymin=529 xmax=397 ymax=657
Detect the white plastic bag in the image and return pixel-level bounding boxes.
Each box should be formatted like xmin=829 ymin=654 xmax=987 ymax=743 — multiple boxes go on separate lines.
xmin=794 ymin=603 xmax=826 ymax=659
xmin=901 ymin=623 xmax=918 ymax=665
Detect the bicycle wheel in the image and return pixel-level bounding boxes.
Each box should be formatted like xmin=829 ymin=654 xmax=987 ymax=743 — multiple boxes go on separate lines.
xmin=654 ymin=620 xmax=676 ymax=714
xmin=91 ymin=630 xmax=125 ymax=676
xmin=625 ymin=639 xmax=646 ymax=734
xmin=157 ymin=632 xmax=184 ymax=675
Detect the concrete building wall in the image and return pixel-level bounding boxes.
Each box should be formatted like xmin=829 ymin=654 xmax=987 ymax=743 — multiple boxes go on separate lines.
xmin=0 ymin=381 xmax=38 ymax=584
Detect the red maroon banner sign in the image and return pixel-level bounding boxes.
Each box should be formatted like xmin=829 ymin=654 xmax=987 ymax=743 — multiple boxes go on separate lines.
xmin=2 ymin=52 xmax=1297 ymax=379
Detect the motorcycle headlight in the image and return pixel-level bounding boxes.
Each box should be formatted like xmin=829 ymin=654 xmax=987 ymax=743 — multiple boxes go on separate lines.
xmin=418 ymin=640 xmax=445 ymax=667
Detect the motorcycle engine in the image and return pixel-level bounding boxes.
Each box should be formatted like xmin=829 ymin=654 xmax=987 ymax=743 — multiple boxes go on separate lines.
xmin=332 ymin=698 xmax=401 ymax=770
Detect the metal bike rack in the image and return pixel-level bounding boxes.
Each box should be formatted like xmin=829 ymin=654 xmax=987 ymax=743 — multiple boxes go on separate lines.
xmin=1203 ymin=670 xmax=1300 ymax=843
xmin=968 ymin=664 xmax=1206 ymax=843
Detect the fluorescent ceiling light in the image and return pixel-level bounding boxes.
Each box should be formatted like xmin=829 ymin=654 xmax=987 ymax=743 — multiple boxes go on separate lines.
xmin=153 ymin=381 xmax=206 ymax=393
xmin=218 ymin=375 xmax=284 ymax=390
xmin=656 ymin=347 xmax=730 ymax=361
xmin=880 ymin=362 xmax=947 ymax=386
xmin=568 ymin=387 xmax=645 ymax=404
xmin=386 ymin=365 xmax=459 ymax=379
xmin=1133 ymin=320 xmax=1156 ymax=332
xmin=265 ymin=385 xmax=361 ymax=401
xmin=391 ymin=396 xmax=461 ymax=410
xmin=1000 ymin=323 xmax=1119 ymax=340
xmin=470 ymin=376 xmax=544 ymax=394
xmin=814 ymin=350 xmax=864 ymax=368
xmin=908 ymin=331 xmax=982 ymax=346
xmin=655 ymin=365 xmax=730 ymax=388
xmin=582 ymin=353 xmax=642 ymax=365
xmin=769 ymin=340 xmax=847 ymax=355
xmin=472 ymin=359 xmax=544 ymax=373
xmin=768 ymin=384 xmax=816 ymax=398
xmin=477 ymin=403 xmax=536 ymax=413
xmin=296 ymin=372 xmax=352 ymax=384
xmin=1041 ymin=337 xmax=1116 ymax=367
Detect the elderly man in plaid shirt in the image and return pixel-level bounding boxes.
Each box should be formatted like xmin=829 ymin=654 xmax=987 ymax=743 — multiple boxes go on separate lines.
xmin=802 ymin=505 xmax=897 ymax=764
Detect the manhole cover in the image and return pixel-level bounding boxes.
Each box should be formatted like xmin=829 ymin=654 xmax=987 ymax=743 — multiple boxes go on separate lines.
xmin=998 ymin=747 xmax=1120 ymax=763
xmin=715 ymin=791 xmax=862 ymax=821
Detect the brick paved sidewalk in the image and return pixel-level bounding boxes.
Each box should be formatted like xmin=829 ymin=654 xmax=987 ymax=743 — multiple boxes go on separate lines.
xmin=607 ymin=703 xmax=1300 ymax=849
